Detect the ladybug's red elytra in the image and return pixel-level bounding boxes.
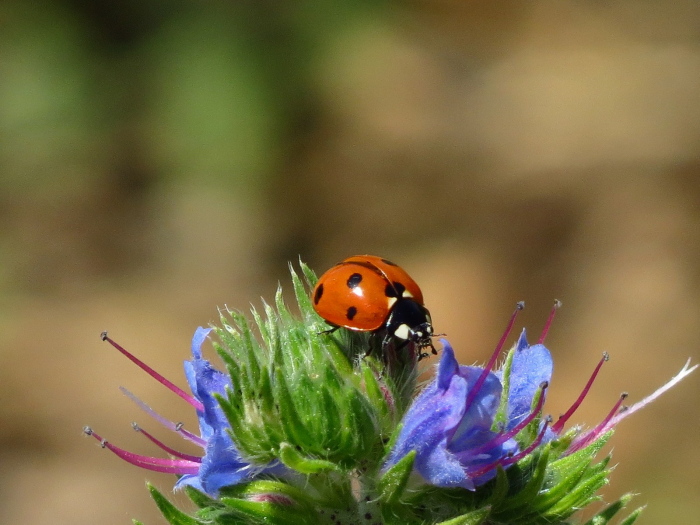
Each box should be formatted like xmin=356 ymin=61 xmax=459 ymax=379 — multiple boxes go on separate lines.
xmin=312 ymin=255 xmax=436 ymax=355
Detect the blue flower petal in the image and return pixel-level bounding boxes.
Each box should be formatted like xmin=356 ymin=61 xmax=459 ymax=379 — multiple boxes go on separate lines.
xmin=503 ymin=330 xmax=552 ymax=429
xmin=178 ymin=327 xmax=287 ymax=495
xmin=385 ymin=344 xmax=468 ymax=470
xmin=450 ymin=366 xmax=502 ymax=445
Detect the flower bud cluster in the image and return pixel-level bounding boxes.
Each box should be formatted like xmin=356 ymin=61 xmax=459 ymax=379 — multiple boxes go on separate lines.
xmin=86 ymin=263 xmax=696 ymax=525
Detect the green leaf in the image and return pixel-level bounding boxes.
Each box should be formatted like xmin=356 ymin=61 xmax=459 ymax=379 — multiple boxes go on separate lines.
xmin=377 ymin=450 xmax=416 ymax=504
xmin=278 ymin=441 xmax=341 ymax=474
xmin=147 ymin=483 xmax=201 ymax=525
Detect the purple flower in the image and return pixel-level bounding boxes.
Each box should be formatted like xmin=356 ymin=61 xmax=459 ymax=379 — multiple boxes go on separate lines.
xmin=384 ymin=302 xmax=698 ymax=491
xmin=383 ymin=336 xmax=549 ymax=490
xmin=85 ymin=327 xmax=283 ymax=496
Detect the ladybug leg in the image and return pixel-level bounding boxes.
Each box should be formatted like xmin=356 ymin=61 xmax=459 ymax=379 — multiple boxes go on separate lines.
xmin=416 ymin=348 xmax=430 ymax=361
xmin=428 ymin=340 xmax=438 ymax=355
xmin=381 ymin=331 xmax=399 ymax=352
xmin=318 ymin=324 xmax=340 ymax=336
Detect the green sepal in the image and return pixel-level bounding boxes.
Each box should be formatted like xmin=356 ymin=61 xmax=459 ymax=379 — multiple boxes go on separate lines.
xmin=146 ymin=483 xmax=201 ymax=525
xmin=205 ymin=502 xmax=315 ymax=525
xmin=377 ymin=449 xmax=416 ymax=504
xmin=537 ymin=432 xmax=613 ymax=512
xmin=274 ymin=367 xmax=315 ymax=449
xmin=434 ymin=506 xmax=491 ymax=525
xmin=132 ymin=521 xmax=144 ymax=525
xmin=278 ymin=441 xmax=341 ymax=474
xmin=211 ymin=480 xmax=319 ymax=525
xmin=583 ymin=493 xmax=639 ymax=525
xmin=617 ymin=506 xmax=645 ymax=525
xmin=493 ymin=343 xmax=516 ymax=430
xmin=361 ymin=359 xmax=392 ymax=433
xmin=484 ymin=466 xmax=510 ymax=507
xmin=491 ymin=446 xmax=550 ymax=516
xmin=185 ymin=486 xmax=222 ymax=509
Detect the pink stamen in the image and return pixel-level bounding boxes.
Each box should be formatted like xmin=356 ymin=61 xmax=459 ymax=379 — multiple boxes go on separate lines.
xmin=468 ymin=382 xmax=548 ymax=457
xmin=120 ymin=387 xmax=206 ymax=447
xmin=537 ymin=299 xmax=561 ymax=344
xmin=83 ymin=426 xmax=200 ymax=475
xmin=552 ymin=352 xmax=609 ymax=434
xmin=567 ymin=393 xmax=628 ymax=454
xmin=467 ymin=416 xmax=552 ymax=479
xmin=465 ymin=302 xmax=524 ymax=412
xmin=132 ymin=423 xmax=202 ymax=463
xmin=101 ymin=331 xmax=204 ymax=412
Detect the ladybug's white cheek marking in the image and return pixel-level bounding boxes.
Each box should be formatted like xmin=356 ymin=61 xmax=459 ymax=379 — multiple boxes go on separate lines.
xmin=402 ymin=291 xmax=414 ymax=298
xmin=393 ymin=323 xmax=411 ymax=341
xmin=386 ymin=297 xmax=397 ymax=309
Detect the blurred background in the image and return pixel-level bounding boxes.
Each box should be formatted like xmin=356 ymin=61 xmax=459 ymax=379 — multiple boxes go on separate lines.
xmin=0 ymin=1 xmax=698 ymax=523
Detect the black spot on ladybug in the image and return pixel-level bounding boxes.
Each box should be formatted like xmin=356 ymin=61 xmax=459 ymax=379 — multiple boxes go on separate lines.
xmin=314 ymin=283 xmax=324 ymax=304
xmin=346 ymin=272 xmax=363 ymax=289
xmin=385 ymin=281 xmax=406 ymax=298
xmin=380 ymin=258 xmax=398 ymax=266
xmin=346 ymin=306 xmax=358 ymax=320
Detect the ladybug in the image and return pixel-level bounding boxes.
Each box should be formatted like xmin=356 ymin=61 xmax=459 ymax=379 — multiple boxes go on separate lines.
xmin=312 ymin=255 xmax=436 ymax=355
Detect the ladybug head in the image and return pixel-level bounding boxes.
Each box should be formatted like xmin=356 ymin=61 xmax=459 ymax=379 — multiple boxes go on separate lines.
xmin=384 ymin=299 xmax=437 ymax=356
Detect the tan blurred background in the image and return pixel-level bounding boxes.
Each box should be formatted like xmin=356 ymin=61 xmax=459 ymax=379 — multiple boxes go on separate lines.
xmin=1 ymin=1 xmax=699 ymax=523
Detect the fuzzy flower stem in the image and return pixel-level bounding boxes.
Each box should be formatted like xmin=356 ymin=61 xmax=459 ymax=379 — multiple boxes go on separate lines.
xmin=101 ymin=331 xmax=204 ymax=412
xmin=552 ymin=352 xmax=609 ymax=434
xmin=83 ymin=427 xmax=200 ymax=474
xmin=465 ymin=301 xmax=524 ymax=412
xmin=537 ymin=299 xmax=561 ymax=344
xmin=131 ymin=423 xmax=202 ymax=462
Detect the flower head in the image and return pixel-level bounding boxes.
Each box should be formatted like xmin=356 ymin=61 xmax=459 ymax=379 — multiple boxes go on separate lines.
xmin=84 ymin=327 xmax=284 ymax=496
xmin=384 ymin=300 xmax=698 ymax=503
xmin=85 ymin=264 xmax=697 ymax=525
xmin=383 ymin=331 xmax=552 ymax=490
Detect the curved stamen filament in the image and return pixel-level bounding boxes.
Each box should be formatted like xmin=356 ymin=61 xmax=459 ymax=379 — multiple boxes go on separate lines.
xmin=567 ymin=393 xmax=628 ymax=454
xmin=84 ymin=427 xmax=200 ymax=474
xmin=467 ymin=416 xmax=552 ymax=479
xmin=120 ymin=387 xmax=206 ymax=447
xmin=132 ymin=423 xmax=202 ymax=463
xmin=537 ymin=299 xmax=561 ymax=344
xmin=468 ymin=382 xmax=548 ymax=457
xmin=465 ymin=302 xmax=524 ymax=412
xmin=101 ymin=332 xmax=204 ymax=412
xmin=552 ymin=352 xmax=609 ymax=434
